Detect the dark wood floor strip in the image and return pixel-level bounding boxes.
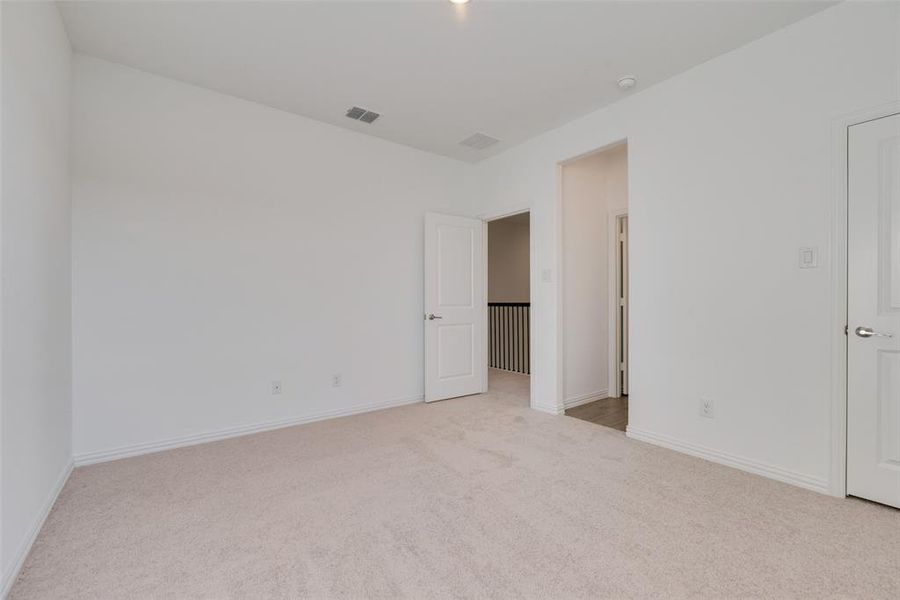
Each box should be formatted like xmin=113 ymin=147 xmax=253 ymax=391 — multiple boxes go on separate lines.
xmin=565 ymin=396 xmax=628 ymax=432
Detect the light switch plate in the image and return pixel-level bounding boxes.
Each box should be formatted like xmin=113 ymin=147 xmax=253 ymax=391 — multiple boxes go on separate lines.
xmin=799 ymin=247 xmax=818 ymax=269
xmin=541 ymin=268 xmax=553 ymax=283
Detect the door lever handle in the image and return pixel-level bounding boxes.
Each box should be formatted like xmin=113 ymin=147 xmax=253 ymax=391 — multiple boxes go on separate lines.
xmin=426 ymin=313 xmax=443 ymax=321
xmin=855 ymin=326 xmax=893 ymax=338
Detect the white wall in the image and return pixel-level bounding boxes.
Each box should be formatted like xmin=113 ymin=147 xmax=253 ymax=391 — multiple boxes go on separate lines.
xmin=562 ymin=144 xmax=627 ymax=407
xmin=488 ymin=214 xmax=529 ymax=302
xmin=474 ymin=1 xmax=900 ymax=492
xmin=1 ymin=1 xmax=73 ymax=591
xmin=71 ymin=56 xmax=474 ymax=460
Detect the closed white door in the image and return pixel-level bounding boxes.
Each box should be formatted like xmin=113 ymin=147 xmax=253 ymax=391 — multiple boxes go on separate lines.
xmin=847 ymin=112 xmax=900 ymax=509
xmin=424 ymin=212 xmax=486 ymax=402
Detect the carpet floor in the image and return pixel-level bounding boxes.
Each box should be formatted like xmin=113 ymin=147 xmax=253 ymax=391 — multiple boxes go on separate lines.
xmin=9 ymin=370 xmax=900 ymax=599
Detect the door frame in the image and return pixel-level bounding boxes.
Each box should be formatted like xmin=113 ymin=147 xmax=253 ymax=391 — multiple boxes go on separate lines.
xmin=608 ymin=209 xmax=628 ymax=399
xmin=830 ymin=101 xmax=900 ymax=498
xmin=556 ymin=139 xmax=628 ymax=415
xmin=480 ymin=207 xmax=533 ymax=402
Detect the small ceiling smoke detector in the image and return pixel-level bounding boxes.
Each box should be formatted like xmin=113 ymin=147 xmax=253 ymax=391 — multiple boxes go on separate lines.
xmin=346 ymin=106 xmax=380 ymax=124
xmin=617 ymin=76 xmax=637 ymax=90
xmin=459 ymin=132 xmax=500 ymax=150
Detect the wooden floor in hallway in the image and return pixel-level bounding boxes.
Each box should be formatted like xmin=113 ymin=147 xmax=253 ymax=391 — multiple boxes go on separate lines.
xmin=565 ymin=396 xmax=628 ymax=431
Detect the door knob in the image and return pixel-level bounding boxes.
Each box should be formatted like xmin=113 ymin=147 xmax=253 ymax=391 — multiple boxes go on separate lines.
xmin=426 ymin=313 xmax=443 ymax=320
xmin=855 ymin=326 xmax=893 ymax=338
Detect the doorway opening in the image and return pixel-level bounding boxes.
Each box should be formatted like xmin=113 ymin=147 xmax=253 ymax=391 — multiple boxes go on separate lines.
xmin=559 ymin=142 xmax=629 ymax=431
xmin=486 ymin=211 xmax=531 ymax=407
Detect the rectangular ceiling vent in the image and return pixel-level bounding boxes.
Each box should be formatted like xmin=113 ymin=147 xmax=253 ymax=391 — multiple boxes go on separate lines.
xmin=346 ymin=106 xmax=380 ymax=124
xmin=459 ymin=132 xmax=500 ymax=150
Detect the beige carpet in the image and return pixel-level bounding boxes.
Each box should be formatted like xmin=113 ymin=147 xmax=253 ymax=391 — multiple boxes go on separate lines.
xmin=10 ymin=370 xmax=900 ymax=599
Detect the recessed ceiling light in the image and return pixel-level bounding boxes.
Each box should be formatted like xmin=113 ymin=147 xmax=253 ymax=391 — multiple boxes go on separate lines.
xmin=449 ymin=0 xmax=470 ymax=4
xmin=617 ymin=76 xmax=637 ymax=90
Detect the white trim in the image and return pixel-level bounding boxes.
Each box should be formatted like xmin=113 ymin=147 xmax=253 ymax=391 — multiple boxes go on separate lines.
xmin=626 ymin=427 xmax=829 ymax=495
xmin=559 ymin=139 xmax=628 ymax=166
xmin=481 ymin=219 xmax=490 ymax=394
xmin=74 ymin=394 xmax=422 ymax=467
xmin=563 ymin=389 xmax=609 ymax=410
xmin=532 ymin=401 xmax=565 ymax=416
xmin=478 ymin=206 xmax=530 ymax=223
xmin=608 ymin=208 xmax=628 ymax=399
xmin=556 ymin=139 xmax=628 ymax=413
xmin=554 ymin=163 xmax=566 ymax=415
xmin=828 ymin=101 xmax=900 ymax=498
xmin=2 ymin=460 xmax=74 ymax=599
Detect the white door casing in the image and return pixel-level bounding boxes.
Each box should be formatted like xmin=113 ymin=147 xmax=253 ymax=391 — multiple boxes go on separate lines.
xmin=847 ymin=113 xmax=900 ymax=509
xmin=424 ymin=212 xmax=486 ymax=402
xmin=620 ymin=215 xmax=629 ymax=396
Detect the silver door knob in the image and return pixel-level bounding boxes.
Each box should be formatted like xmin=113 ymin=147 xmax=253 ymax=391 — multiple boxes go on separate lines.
xmin=426 ymin=313 xmax=443 ymax=320
xmin=855 ymin=326 xmax=893 ymax=338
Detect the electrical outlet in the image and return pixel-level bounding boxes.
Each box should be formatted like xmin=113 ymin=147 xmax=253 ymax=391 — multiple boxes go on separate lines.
xmin=699 ymin=397 xmax=714 ymax=419
xmin=271 ymin=380 xmax=282 ymax=395
xmin=332 ymin=373 xmax=342 ymax=388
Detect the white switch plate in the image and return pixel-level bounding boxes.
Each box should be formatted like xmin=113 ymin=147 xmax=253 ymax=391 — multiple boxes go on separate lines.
xmin=541 ymin=268 xmax=553 ymax=283
xmin=799 ymin=247 xmax=818 ymax=269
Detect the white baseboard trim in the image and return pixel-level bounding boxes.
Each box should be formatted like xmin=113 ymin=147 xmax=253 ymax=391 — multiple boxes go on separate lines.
xmin=531 ymin=401 xmax=564 ymax=415
xmin=563 ymin=389 xmax=609 ymax=410
xmin=2 ymin=459 xmax=74 ymax=599
xmin=626 ymin=427 xmax=829 ymax=495
xmin=74 ymin=394 xmax=423 ymax=467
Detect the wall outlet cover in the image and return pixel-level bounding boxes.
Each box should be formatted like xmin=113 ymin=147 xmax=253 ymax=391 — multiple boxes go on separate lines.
xmin=332 ymin=374 xmax=342 ymax=387
xmin=699 ymin=397 xmax=714 ymax=418
xmin=271 ymin=380 xmax=282 ymax=395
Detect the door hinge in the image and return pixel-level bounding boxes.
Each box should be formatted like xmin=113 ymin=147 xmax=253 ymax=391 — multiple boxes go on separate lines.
xmin=844 ymin=324 xmax=848 ymax=335
xmin=620 ymin=362 xmax=626 ymax=371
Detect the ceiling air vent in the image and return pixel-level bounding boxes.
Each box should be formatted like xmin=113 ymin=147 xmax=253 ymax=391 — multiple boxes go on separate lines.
xmin=459 ymin=132 xmax=500 ymax=150
xmin=359 ymin=110 xmax=380 ymax=123
xmin=346 ymin=106 xmax=380 ymax=124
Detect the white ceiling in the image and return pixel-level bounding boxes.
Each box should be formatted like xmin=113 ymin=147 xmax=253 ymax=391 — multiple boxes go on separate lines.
xmin=59 ymin=1 xmax=835 ymax=162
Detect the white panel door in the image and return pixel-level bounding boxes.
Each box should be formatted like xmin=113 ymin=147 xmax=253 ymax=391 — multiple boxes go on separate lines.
xmin=848 ymin=112 xmax=900 ymax=508
xmin=424 ymin=212 xmax=485 ymax=402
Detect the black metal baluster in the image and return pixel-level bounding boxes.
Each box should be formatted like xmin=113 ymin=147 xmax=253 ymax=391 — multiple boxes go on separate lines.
xmin=492 ymin=305 xmax=496 ymax=368
xmin=513 ymin=305 xmax=518 ymax=372
xmin=519 ymin=306 xmax=523 ymax=373
xmin=515 ymin=306 xmax=521 ymax=373
xmin=525 ymin=305 xmax=530 ymax=374
xmin=486 ymin=303 xmax=530 ymax=374
xmin=489 ymin=305 xmax=494 ymax=368
xmin=503 ymin=305 xmax=509 ymax=370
